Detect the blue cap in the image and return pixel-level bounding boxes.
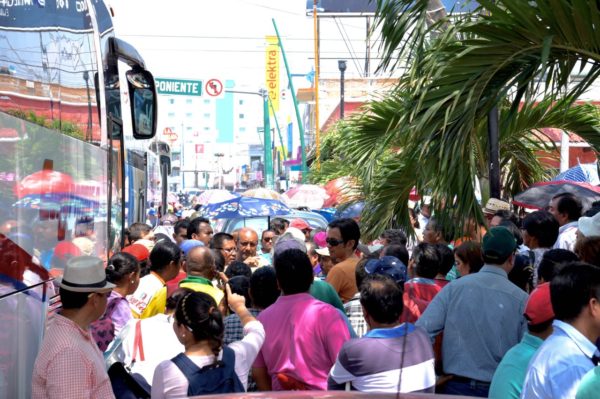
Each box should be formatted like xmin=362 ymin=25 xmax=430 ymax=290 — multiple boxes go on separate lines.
xmin=365 ymin=256 xmax=407 ymax=285
xmin=180 ymin=239 xmax=204 ymax=256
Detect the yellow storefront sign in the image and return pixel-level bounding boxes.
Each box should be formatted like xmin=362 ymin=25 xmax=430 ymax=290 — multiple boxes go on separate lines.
xmin=265 ymin=35 xmax=280 ymax=114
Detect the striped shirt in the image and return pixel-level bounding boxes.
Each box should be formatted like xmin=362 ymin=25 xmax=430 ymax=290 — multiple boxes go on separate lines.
xmin=32 ymin=313 xmax=115 ymax=399
xmin=344 ymin=292 xmax=368 ymax=338
xmin=328 ymin=323 xmax=435 ymax=393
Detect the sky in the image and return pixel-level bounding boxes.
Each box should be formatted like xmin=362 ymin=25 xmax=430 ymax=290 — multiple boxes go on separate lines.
xmin=111 ymin=0 xmax=378 ymax=92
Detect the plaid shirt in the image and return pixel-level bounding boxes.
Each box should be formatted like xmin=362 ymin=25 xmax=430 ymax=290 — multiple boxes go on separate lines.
xmin=224 ymin=308 xmax=261 ymax=345
xmin=223 ymin=309 xmax=262 ymax=391
xmin=32 ymin=313 xmax=115 ymax=399
xmin=344 ymin=293 xmax=368 ymax=338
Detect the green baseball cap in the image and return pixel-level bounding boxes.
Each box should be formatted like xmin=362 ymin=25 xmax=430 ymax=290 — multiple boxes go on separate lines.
xmin=482 ymin=227 xmax=517 ymax=261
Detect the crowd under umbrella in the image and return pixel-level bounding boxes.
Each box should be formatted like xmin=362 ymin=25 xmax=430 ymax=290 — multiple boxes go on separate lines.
xmin=196 ymin=189 xmax=239 ymax=206
xmin=513 ymin=180 xmax=600 ymax=210
xmin=199 ymin=196 xmax=291 ymax=219
xmin=282 ymin=184 xmax=329 ymax=209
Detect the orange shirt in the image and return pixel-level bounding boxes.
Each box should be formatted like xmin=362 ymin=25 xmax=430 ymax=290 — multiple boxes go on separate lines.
xmin=326 ymin=256 xmax=359 ymax=303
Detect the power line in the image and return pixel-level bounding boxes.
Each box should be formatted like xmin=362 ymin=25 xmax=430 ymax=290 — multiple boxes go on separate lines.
xmin=120 ymin=33 xmax=383 ymax=43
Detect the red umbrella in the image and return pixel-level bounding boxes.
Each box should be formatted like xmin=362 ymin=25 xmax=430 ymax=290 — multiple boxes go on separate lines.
xmin=323 ymin=177 xmax=361 ymax=208
xmin=15 ymin=170 xmax=74 ymax=198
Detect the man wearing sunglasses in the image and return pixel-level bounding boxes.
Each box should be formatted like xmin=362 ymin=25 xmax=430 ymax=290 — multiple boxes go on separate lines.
xmin=325 ymin=218 xmax=361 ymax=303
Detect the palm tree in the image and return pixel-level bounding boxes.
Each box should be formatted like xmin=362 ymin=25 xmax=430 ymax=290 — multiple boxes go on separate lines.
xmin=311 ymin=0 xmax=600 ymax=239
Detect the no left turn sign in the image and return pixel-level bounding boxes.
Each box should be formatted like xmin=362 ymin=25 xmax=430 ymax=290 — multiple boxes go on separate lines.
xmin=205 ymin=79 xmax=224 ymax=97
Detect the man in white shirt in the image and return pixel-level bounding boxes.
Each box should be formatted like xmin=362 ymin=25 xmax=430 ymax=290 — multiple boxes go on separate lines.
xmin=549 ymin=192 xmax=582 ymax=251
xmin=521 ymin=262 xmax=600 ymax=398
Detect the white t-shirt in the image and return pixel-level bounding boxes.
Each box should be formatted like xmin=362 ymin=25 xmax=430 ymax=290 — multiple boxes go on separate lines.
xmin=109 ymin=314 xmax=183 ymax=384
xmin=127 ymin=272 xmax=164 ymax=317
xmin=151 ymin=320 xmax=265 ymax=398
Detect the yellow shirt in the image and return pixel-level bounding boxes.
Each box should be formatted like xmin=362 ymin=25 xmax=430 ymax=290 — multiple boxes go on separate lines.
xmin=141 ymin=276 xmax=224 ymax=319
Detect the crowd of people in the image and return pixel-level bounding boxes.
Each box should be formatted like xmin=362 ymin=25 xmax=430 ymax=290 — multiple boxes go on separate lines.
xmin=29 ymin=191 xmax=600 ymax=398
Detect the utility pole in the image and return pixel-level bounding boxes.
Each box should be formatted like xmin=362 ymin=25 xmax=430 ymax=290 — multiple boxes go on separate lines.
xmin=338 ymin=60 xmax=347 ymax=119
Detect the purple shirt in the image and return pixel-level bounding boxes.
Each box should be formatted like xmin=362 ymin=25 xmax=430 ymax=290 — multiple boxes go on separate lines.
xmin=254 ymin=293 xmax=350 ymax=390
xmin=108 ymin=291 xmax=132 ymax=336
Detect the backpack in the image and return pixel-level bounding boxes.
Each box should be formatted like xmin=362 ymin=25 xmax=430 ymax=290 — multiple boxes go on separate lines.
xmin=90 ymin=297 xmax=126 ymax=351
xmin=170 ymin=346 xmax=245 ymax=395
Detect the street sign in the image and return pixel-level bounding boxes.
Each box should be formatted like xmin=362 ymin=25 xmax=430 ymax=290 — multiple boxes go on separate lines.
xmin=162 ymin=127 xmax=178 ymax=143
xmin=205 ymin=79 xmax=224 ymax=97
xmin=156 ymin=78 xmax=203 ymax=96
xmin=195 ymin=144 xmax=204 ymax=154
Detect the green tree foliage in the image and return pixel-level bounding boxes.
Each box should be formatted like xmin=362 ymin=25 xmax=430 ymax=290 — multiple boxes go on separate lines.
xmin=310 ymin=0 xmax=600 ymax=240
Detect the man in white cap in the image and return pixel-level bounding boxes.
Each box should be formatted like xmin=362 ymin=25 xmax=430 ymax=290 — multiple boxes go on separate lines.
xmin=32 ymin=256 xmax=116 ymax=399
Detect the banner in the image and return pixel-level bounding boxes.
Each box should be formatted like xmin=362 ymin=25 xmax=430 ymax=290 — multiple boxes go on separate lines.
xmin=265 ymin=36 xmax=280 ymax=115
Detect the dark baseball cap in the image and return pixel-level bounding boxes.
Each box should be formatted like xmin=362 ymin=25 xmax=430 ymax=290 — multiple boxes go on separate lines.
xmin=482 ymin=226 xmax=517 ymax=261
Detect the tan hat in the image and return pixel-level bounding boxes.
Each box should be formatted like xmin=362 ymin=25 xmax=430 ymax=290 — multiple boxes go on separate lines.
xmin=483 ymin=198 xmax=510 ymax=214
xmin=55 ymin=256 xmax=115 ymax=293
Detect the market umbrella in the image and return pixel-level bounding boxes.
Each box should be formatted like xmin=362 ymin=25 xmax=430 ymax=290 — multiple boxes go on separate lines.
xmin=196 ymin=189 xmax=238 ymax=206
xmin=242 ymin=188 xmax=284 ymax=201
xmin=322 ymin=177 xmax=361 ymax=208
xmin=199 ymin=196 xmax=291 ymax=219
xmin=513 ymin=180 xmax=600 ymax=210
xmin=282 ymin=184 xmax=329 ymax=209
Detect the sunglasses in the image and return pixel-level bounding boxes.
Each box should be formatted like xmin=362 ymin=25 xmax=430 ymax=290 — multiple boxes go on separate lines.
xmin=263 ymin=237 xmax=274 ymax=242
xmin=326 ymin=238 xmax=345 ymax=247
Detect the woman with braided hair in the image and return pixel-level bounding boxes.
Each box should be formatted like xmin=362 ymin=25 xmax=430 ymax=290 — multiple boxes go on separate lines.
xmin=151 ymin=284 xmax=265 ymax=397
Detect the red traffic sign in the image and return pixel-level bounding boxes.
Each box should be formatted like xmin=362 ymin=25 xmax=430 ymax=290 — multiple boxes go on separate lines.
xmin=195 ymin=144 xmax=204 ymax=154
xmin=205 ymin=79 xmax=223 ymax=97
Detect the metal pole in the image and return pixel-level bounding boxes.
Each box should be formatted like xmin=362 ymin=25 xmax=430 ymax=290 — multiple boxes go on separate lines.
xmin=272 ymin=18 xmax=307 ymax=182
xmin=338 ymin=60 xmax=347 ymax=119
xmin=313 ymin=0 xmax=321 ymax=170
xmin=263 ymin=93 xmax=274 ymax=189
xmin=268 ymin=97 xmax=287 ymax=161
xmin=488 ymin=106 xmax=500 ymax=198
xmin=181 ymin=122 xmax=185 ymax=189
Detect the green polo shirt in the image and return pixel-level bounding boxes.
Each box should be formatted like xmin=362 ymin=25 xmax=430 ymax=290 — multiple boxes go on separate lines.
xmin=577 ymin=366 xmax=600 ymax=399
xmin=489 ymin=332 xmax=544 ymax=399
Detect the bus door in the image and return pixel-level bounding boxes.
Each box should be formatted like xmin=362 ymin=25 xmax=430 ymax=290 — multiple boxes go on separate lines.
xmin=125 ymin=150 xmax=147 ymax=226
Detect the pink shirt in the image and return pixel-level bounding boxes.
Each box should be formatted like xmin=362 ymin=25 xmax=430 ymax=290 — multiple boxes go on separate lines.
xmin=253 ymin=293 xmax=350 ymax=390
xmin=32 ymin=313 xmax=115 ymax=399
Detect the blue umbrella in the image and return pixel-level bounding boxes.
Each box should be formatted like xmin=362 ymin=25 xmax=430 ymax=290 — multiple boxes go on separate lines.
xmin=13 ymin=193 xmax=100 ymax=215
xmin=334 ymin=202 xmax=365 ymax=219
xmin=200 ymin=196 xmax=291 ymax=219
xmin=313 ymin=207 xmax=337 ymax=222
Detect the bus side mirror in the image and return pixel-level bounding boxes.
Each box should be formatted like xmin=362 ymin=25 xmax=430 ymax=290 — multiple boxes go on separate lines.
xmin=126 ymin=69 xmax=157 ymax=139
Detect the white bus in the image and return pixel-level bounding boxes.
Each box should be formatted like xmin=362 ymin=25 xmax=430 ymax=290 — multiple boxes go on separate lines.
xmin=0 ymin=1 xmax=164 ymax=396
